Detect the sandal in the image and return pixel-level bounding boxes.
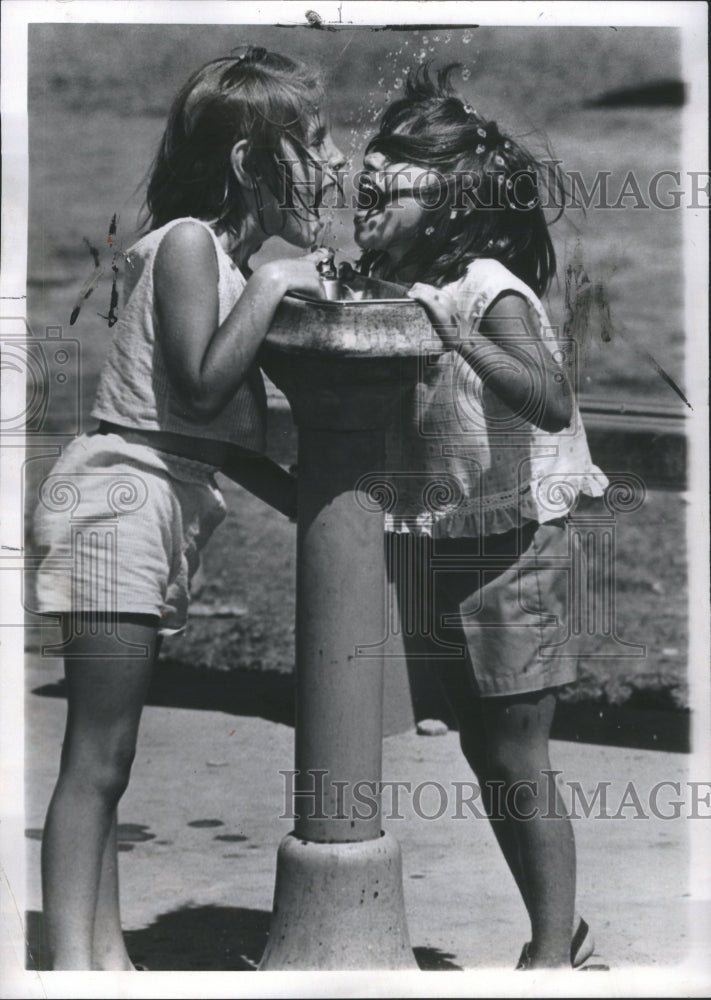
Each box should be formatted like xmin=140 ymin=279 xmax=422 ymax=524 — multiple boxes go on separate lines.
xmin=516 ymin=916 xmax=596 ymax=969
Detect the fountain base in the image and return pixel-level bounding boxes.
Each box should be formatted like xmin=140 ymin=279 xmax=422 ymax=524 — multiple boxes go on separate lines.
xmin=258 ymin=831 xmax=416 ymax=970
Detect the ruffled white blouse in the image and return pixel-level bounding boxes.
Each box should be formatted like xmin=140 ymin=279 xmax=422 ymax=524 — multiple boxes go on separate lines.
xmin=383 ymin=258 xmax=608 ymax=537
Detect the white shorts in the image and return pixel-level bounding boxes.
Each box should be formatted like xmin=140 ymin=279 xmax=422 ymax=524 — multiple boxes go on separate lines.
xmin=32 ymin=432 xmax=227 ymax=633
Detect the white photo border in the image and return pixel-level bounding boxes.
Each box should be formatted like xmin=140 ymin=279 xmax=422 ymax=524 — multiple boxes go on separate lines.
xmin=1 ymin=2 xmax=708 ymax=997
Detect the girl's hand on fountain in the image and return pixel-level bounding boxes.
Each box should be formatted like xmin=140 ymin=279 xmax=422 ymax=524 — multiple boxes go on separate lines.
xmin=266 ymin=253 xmax=329 ymax=299
xmin=407 ymin=283 xmax=461 ymax=349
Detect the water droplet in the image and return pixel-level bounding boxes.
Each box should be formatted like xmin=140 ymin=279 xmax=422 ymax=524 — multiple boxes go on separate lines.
xmin=463 ymin=31 xmax=472 ymax=44
xmin=421 ymin=35 xmax=428 ymax=44
xmin=402 ymin=66 xmax=410 ymax=74
xmin=433 ymin=35 xmax=440 ymax=42
xmin=378 ymin=78 xmax=385 ymax=87
xmin=394 ymin=78 xmax=403 ymax=89
xmin=462 ymin=67 xmax=471 ymax=81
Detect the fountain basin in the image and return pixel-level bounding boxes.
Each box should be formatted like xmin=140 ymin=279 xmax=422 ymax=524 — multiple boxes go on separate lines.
xmin=261 ymin=275 xmax=437 ymax=430
xmin=265 ymin=275 xmax=435 ymax=357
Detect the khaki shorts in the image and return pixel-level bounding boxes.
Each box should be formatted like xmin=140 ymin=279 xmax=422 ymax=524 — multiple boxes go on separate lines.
xmin=387 ymin=519 xmax=581 ymax=697
xmin=32 ymin=432 xmax=226 ymax=633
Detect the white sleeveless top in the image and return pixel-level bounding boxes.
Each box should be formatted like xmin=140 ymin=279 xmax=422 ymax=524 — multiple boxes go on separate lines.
xmin=91 ymin=217 xmax=267 ymax=451
xmin=384 ymin=258 xmax=608 ymax=537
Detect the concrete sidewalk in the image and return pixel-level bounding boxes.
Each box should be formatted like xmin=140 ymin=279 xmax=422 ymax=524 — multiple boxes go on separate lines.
xmin=11 ymin=654 xmax=711 ymax=995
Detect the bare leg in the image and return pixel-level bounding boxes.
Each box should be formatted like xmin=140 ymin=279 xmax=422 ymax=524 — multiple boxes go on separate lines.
xmin=91 ymin=813 xmax=133 ymax=970
xmin=436 ymin=663 xmax=532 ymax=913
xmin=481 ymin=692 xmax=575 ymax=968
xmin=91 ymin=635 xmax=164 ymax=970
xmin=439 ymin=667 xmax=582 ymax=968
xmin=41 ymin=615 xmax=158 ymax=969
xmin=428 ymin=531 xmax=579 ymax=968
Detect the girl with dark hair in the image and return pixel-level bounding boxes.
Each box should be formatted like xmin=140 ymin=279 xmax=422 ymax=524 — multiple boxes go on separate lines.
xmin=33 ymin=46 xmax=344 ymax=970
xmin=355 ymin=65 xmax=607 ymax=969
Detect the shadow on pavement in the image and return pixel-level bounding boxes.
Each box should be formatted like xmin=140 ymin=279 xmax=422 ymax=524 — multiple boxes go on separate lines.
xmin=25 ymin=905 xmax=270 ymax=971
xmin=33 ymin=658 xmax=296 ymax=727
xmin=26 ymin=906 xmax=462 ymax=971
xmin=413 ymin=946 xmax=463 ymax=970
xmin=551 ymin=702 xmax=689 ymax=753
xmin=32 ymin=658 xmax=690 ymax=752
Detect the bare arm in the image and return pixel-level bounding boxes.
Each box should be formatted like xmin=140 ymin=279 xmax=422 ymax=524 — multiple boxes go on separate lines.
xmin=154 ymin=221 xmax=324 ymax=422
xmin=407 ymin=283 xmax=572 ymax=433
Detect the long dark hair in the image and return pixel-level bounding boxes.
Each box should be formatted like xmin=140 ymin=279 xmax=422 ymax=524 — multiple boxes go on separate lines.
xmin=143 ymin=47 xmax=323 ymax=241
xmin=361 ymin=64 xmax=565 ymax=296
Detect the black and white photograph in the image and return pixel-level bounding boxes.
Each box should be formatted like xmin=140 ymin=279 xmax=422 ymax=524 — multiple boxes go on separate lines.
xmin=1 ymin=1 xmax=709 ymax=996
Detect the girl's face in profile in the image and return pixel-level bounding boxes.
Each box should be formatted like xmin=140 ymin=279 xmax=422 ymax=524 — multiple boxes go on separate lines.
xmin=354 ymin=151 xmax=437 ymax=265
xmin=260 ymin=117 xmax=345 ymax=248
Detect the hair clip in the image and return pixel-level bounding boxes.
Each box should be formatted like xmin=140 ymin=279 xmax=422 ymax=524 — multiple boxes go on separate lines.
xmin=229 ymin=45 xmax=267 ymax=65
xmin=462 ymin=103 xmax=475 ymax=115
xmin=476 ymin=144 xmax=485 ymax=155
xmin=503 ymin=140 xmax=512 ymax=150
xmin=476 ymin=127 xmax=487 ymax=139
xmin=221 ymin=47 xmax=267 ymax=87
xmin=494 ymin=154 xmax=505 ymax=167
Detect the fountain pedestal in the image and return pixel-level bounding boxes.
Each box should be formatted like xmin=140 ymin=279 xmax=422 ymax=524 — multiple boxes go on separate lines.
xmin=257 ymin=288 xmax=435 ymax=970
